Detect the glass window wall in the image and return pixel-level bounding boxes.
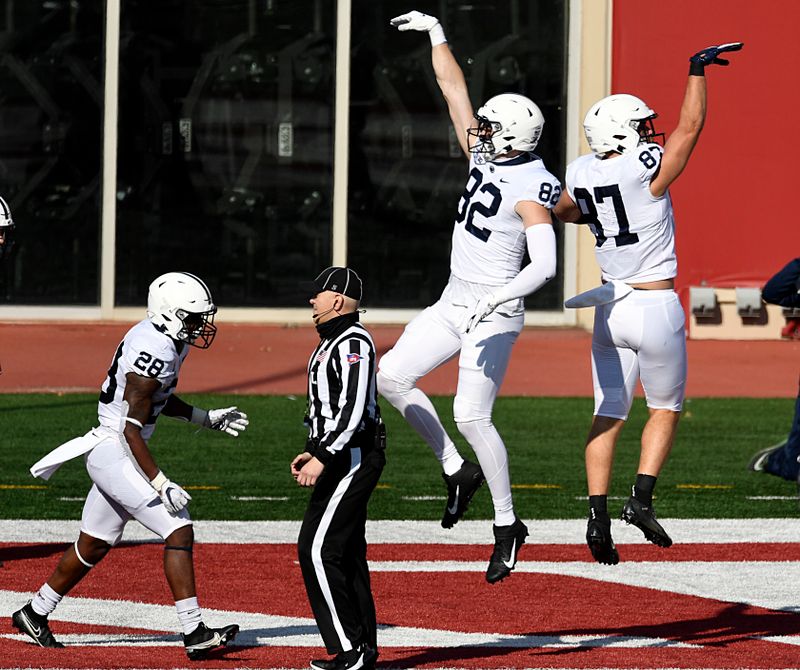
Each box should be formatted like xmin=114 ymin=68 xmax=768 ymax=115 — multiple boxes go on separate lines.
xmin=0 ymin=1 xmax=104 ymax=304
xmin=115 ymin=0 xmax=336 ymax=307
xmin=347 ymin=0 xmax=568 ymax=309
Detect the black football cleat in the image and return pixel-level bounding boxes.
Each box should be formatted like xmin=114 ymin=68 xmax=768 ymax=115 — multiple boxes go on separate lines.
xmin=310 ymin=643 xmax=378 ymax=670
xmin=11 ymin=601 xmax=64 ymax=648
xmin=486 ymin=517 xmax=528 ymax=584
xmin=586 ymin=517 xmax=619 ymax=565
xmin=441 ymin=460 xmax=485 ymax=528
xmin=184 ymin=621 xmax=239 ymax=660
xmin=621 ymin=496 xmax=673 ymax=548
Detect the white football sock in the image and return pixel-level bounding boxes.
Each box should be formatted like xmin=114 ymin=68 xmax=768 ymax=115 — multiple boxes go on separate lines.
xmin=31 ymin=583 xmax=62 ymax=617
xmin=176 ymin=596 xmax=203 ymax=635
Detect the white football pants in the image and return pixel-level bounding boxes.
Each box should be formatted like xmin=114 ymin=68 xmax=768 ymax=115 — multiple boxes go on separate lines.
xmin=378 ymin=276 xmax=523 ymax=525
xmin=592 ymin=289 xmax=687 ymax=420
xmin=81 ymin=429 xmax=191 ymax=545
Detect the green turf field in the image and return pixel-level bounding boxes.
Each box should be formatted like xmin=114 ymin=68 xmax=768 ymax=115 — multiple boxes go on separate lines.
xmin=1 ymin=394 xmax=796 ymax=521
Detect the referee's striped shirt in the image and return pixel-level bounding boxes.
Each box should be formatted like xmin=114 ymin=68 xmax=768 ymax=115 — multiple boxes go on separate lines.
xmin=307 ymin=313 xmax=379 ymax=463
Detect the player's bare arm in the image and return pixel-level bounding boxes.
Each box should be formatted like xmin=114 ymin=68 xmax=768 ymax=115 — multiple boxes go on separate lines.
xmin=516 ymin=200 xmax=554 ymax=227
xmin=553 ymin=190 xmax=581 ymax=223
xmin=391 ymin=10 xmax=474 ymax=156
xmin=651 ymin=42 xmax=742 ymax=197
xmin=432 ymin=44 xmax=474 ymax=155
xmin=122 ymin=372 xmax=161 ymax=479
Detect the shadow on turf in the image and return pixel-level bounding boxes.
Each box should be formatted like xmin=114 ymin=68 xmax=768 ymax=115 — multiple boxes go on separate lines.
xmin=0 ymin=542 xmax=69 ymax=563
xmin=530 ymin=602 xmax=800 ymax=655
xmin=379 ymin=603 xmax=800 ymax=667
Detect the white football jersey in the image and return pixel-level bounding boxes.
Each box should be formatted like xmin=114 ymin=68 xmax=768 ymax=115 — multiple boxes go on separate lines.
xmin=450 ymin=153 xmax=561 ymax=285
xmin=565 ymin=143 xmax=677 ymax=283
xmin=97 ymin=319 xmax=189 ymax=441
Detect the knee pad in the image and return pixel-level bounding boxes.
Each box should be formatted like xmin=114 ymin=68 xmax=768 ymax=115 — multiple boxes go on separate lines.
xmin=453 ymin=394 xmax=492 ymax=426
xmin=376 ymin=368 xmax=415 ymax=399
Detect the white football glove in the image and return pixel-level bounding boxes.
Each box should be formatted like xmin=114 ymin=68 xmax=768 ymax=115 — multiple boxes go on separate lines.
xmin=390 ymin=10 xmax=447 ymax=46
xmin=206 ymin=406 xmax=249 ymax=437
xmin=150 ymin=471 xmax=192 ymax=515
xmin=465 ymin=293 xmax=500 ymax=333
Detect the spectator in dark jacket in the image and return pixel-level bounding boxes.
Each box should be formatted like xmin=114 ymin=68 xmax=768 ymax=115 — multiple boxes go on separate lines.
xmin=747 ymin=258 xmax=800 ymax=480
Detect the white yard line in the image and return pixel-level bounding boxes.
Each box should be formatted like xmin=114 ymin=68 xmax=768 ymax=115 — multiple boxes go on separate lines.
xmin=2 ymin=519 xmax=800 ymax=544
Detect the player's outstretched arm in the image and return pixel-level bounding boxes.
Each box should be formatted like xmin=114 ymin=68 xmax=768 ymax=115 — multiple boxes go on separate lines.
xmin=651 ymin=42 xmax=743 ymax=197
xmin=391 ymin=10 xmax=474 ymax=156
xmin=164 ymin=394 xmax=249 ymax=437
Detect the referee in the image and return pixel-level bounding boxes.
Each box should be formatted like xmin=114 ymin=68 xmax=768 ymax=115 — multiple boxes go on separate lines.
xmin=291 ymin=266 xmax=385 ymax=670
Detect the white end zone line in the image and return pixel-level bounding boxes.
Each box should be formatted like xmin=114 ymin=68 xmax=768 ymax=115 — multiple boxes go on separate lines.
xmin=0 ymin=590 xmax=693 ymax=650
xmin=2 ymin=519 xmax=800 ymax=544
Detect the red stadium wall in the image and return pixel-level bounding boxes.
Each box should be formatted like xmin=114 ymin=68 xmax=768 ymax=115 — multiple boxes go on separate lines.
xmin=611 ymin=0 xmax=800 ymax=298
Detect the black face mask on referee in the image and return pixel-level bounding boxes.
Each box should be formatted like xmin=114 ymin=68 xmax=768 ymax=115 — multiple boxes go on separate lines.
xmin=291 ymin=266 xmax=386 ymax=670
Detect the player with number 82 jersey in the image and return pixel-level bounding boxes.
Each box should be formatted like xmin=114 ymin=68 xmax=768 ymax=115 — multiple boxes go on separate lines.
xmin=452 ymin=153 xmax=561 ymax=285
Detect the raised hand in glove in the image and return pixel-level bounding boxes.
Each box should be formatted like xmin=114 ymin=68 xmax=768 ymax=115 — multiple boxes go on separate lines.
xmin=151 ymin=471 xmax=192 ymax=514
xmin=689 ymin=42 xmax=743 ymax=75
xmin=465 ymin=293 xmax=500 ymax=334
xmin=390 ymin=10 xmax=447 ymax=46
xmin=206 ymin=407 xmax=249 ymax=437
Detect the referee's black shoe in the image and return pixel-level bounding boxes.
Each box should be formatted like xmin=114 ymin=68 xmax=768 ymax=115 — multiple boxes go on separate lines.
xmin=486 ymin=517 xmax=528 ymax=584
xmin=621 ymin=496 xmax=672 ymax=548
xmin=441 ymin=460 xmax=485 ymax=528
xmin=310 ymin=643 xmax=378 ymax=670
xmin=11 ymin=601 xmax=64 ymax=648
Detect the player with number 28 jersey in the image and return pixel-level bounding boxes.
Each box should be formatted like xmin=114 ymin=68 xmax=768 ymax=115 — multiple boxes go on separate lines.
xmin=98 ymin=319 xmax=189 ymax=441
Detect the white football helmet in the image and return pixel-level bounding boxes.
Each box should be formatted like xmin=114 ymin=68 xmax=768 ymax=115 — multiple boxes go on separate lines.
xmin=469 ymin=93 xmax=545 ymax=162
xmin=583 ymin=94 xmax=662 ymax=155
xmin=147 ymin=272 xmax=217 ymax=349
xmin=0 ymin=196 xmax=15 ymax=259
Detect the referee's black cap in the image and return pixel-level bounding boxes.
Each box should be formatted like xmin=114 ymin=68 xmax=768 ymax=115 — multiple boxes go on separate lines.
xmin=310 ymin=266 xmax=363 ymax=301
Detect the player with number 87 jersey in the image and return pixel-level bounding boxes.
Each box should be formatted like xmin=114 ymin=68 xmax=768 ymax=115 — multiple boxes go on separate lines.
xmin=554 ymin=44 xmax=743 ymax=566
xmin=378 ymin=9 xmax=559 ymax=585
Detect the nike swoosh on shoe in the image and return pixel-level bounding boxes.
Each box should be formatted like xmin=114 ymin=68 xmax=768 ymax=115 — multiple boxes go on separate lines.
xmin=447 ymin=485 xmax=460 ymax=515
xmin=502 ymin=538 xmax=517 ymax=568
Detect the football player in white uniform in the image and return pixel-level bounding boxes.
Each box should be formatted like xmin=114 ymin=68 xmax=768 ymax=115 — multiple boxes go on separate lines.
xmin=0 ymin=196 xmax=15 ymax=260
xmin=378 ymin=10 xmax=558 ymax=583
xmin=554 ymin=43 xmax=743 ymax=564
xmin=13 ymin=272 xmax=248 ymax=659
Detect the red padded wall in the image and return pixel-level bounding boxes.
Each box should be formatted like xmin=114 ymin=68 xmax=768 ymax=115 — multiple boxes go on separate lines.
xmin=611 ymin=0 xmax=800 ymax=296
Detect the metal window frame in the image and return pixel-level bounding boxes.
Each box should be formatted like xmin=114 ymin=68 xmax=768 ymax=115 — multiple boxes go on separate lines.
xmin=0 ymin=0 xmax=582 ymax=326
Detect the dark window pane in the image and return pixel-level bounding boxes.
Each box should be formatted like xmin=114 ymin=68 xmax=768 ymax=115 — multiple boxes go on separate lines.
xmin=348 ymin=1 xmax=567 ymax=309
xmin=116 ymin=0 xmax=335 ymax=307
xmin=0 ymin=2 xmax=103 ymax=304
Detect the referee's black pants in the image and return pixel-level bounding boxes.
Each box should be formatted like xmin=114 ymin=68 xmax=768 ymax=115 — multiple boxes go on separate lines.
xmin=298 ymin=442 xmax=385 ymax=655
